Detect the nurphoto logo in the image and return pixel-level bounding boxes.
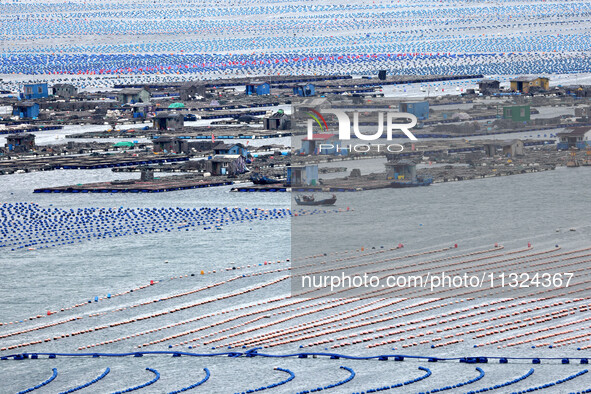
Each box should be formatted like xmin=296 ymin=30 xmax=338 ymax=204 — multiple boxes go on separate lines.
xmin=306 ymin=109 xmax=418 ymax=141
xmin=300 ymin=102 xmax=420 ymax=154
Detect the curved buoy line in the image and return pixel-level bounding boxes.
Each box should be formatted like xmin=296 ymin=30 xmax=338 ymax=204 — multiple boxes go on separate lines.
xmin=5 ymin=351 xmax=591 ymax=364
xmin=296 ymin=365 xmax=355 ymax=394
xmin=111 ymin=367 xmax=160 ymax=394
xmin=59 ymin=367 xmax=110 ymax=394
xmin=413 ymin=367 xmax=484 ymax=394
xmin=464 ymin=368 xmax=534 ymax=394
xmin=510 ymin=369 xmax=588 ymax=394
xmin=352 ymin=366 xmax=432 ymax=394
xmin=167 ymin=368 xmax=211 ymax=394
xmin=16 ymin=368 xmax=58 ymax=394
xmin=233 ymin=367 xmax=295 ymax=394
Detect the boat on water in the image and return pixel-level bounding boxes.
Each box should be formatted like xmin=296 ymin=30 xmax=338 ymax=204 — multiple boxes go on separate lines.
xmin=250 ymin=173 xmax=284 ymax=185
xmin=391 ymin=176 xmax=433 ymax=188
xmin=295 ymin=194 xmax=337 ymax=206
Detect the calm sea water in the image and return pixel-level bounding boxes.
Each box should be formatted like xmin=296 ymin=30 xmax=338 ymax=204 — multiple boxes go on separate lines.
xmin=1 ymin=164 xmax=591 ymax=392
xmin=3 ymin=164 xmax=589 ymax=320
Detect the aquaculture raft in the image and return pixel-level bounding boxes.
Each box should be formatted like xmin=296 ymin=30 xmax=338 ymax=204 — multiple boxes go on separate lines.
xmin=0 ymin=154 xmax=188 ymax=172
xmin=231 ymin=184 xmax=288 ymax=192
xmin=33 ymin=179 xmax=233 ymax=193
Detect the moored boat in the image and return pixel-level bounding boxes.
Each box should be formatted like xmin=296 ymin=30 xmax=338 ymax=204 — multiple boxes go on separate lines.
xmin=391 ymin=176 xmax=433 ymax=188
xmin=295 ymin=194 xmax=337 ymax=206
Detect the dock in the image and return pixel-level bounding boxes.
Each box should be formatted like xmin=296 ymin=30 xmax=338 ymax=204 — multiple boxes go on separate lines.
xmin=0 ymin=154 xmax=188 ymax=174
xmin=34 ymin=177 xmax=233 ymax=193
xmin=231 ymin=183 xmax=289 ymax=192
xmin=0 ymin=125 xmax=63 ymax=135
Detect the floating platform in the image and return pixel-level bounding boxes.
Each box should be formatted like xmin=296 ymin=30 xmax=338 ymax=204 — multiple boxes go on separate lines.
xmin=391 ymin=178 xmax=433 ymax=188
xmin=231 ymin=179 xmax=396 ymax=192
xmin=231 ymin=183 xmax=289 ymax=192
xmin=0 ymin=154 xmax=188 ymax=173
xmin=34 ymin=178 xmax=233 ymax=193
xmin=0 ymin=125 xmax=63 ymax=135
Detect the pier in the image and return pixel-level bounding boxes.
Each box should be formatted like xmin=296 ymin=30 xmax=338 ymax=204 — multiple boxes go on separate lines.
xmin=0 ymin=154 xmax=188 ymax=174
xmin=33 ymin=176 xmax=234 ymax=193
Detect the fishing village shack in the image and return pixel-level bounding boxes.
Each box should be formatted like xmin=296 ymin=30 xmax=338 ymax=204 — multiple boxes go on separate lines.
xmin=385 ymin=159 xmax=416 ymax=181
xmin=295 ymin=97 xmax=332 ymax=118
xmin=153 ymin=112 xmax=184 ymax=131
xmin=140 ymin=167 xmax=154 ymax=181
xmin=293 ymin=83 xmax=316 ymax=97
xmin=399 ymin=101 xmax=429 ymax=120
xmin=300 ymin=133 xmax=345 ymax=155
xmin=117 ymin=88 xmax=151 ymax=104
xmin=127 ymin=103 xmax=154 ymax=118
xmin=510 ymin=76 xmax=550 ymax=93
xmin=478 ymin=79 xmax=501 ymax=95
xmin=299 ymin=97 xmax=331 ymax=110
xmin=179 ymin=82 xmax=207 ymax=100
xmin=211 ymin=155 xmax=247 ymax=175
xmin=152 ymin=136 xmax=177 ymax=153
xmin=502 ymin=139 xmax=525 ymax=157
xmin=178 ymin=140 xmax=215 ymax=154
xmin=503 ymin=105 xmax=531 ymax=121
xmin=213 ymin=142 xmax=249 ymax=158
xmin=52 ymin=84 xmax=78 ymax=98
xmin=557 ymin=127 xmax=591 ymax=150
xmin=575 ymin=106 xmax=591 ymax=119
xmin=22 ymin=83 xmax=48 ymax=100
xmin=263 ymin=109 xmax=290 ymax=130
xmin=12 ymin=102 xmax=40 ymax=119
xmin=483 ymin=142 xmax=497 ymax=157
xmin=286 ymin=164 xmax=319 ymax=186
xmin=5 ymin=133 xmax=35 ymax=153
xmin=245 ymin=81 xmax=270 ymax=96
xmin=482 ymin=140 xmax=523 ymax=157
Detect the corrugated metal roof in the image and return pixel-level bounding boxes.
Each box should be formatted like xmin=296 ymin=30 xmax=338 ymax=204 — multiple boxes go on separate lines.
xmin=118 ymin=88 xmax=148 ymax=94
xmin=510 ymin=76 xmax=548 ymax=82
xmin=303 ymin=133 xmax=336 ymax=141
xmin=557 ymin=127 xmax=591 ymax=137
xmin=386 ymin=159 xmax=416 ymax=166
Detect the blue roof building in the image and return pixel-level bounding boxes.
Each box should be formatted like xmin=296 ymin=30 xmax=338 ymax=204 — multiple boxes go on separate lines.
xmin=213 ymin=143 xmax=249 ymax=158
xmin=293 ymin=83 xmax=315 ymax=97
xmin=22 ymin=83 xmax=49 ymax=100
xmin=287 ymin=164 xmax=318 ymax=186
xmin=12 ymin=102 xmax=40 ymax=119
xmin=557 ymin=127 xmax=591 ymax=150
xmin=245 ymin=82 xmax=270 ymax=96
xmin=399 ymin=101 xmax=429 ymax=120
xmin=5 ymin=133 xmax=35 ymax=152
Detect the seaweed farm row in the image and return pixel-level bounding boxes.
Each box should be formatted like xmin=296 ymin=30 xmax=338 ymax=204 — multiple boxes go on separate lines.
xmin=2 ymin=242 xmax=591 ymax=392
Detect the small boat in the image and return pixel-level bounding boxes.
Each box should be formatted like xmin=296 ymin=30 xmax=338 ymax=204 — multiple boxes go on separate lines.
xmin=391 ymin=176 xmax=433 ymax=188
xmin=295 ymin=194 xmax=337 ymax=206
xmin=250 ymin=173 xmax=284 ymax=185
